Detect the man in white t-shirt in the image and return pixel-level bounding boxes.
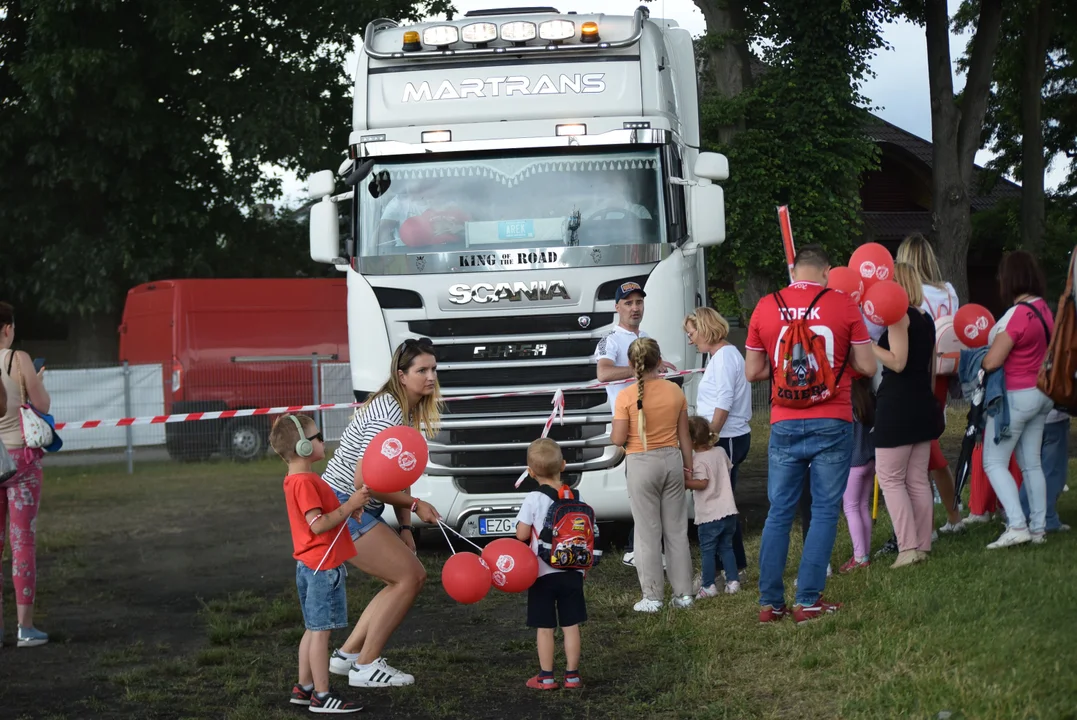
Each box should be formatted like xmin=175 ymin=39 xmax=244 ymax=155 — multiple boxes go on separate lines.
xmin=593 ymin=281 xmax=674 ymax=566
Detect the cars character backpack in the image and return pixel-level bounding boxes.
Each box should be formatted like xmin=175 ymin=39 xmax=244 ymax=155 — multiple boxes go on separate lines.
xmin=536 ymin=485 xmax=601 ymax=570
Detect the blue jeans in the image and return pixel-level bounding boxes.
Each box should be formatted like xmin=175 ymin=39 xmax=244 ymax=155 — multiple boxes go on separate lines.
xmin=715 ymin=433 xmax=751 ymax=572
xmin=698 ymin=515 xmax=739 ymax=587
xmin=1020 ymin=418 xmax=1070 ymax=531
xmin=759 ymin=418 xmax=852 ymax=608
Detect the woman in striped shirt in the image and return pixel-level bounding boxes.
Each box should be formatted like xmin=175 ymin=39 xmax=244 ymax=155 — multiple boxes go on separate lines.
xmin=321 ymin=337 xmax=443 ymax=688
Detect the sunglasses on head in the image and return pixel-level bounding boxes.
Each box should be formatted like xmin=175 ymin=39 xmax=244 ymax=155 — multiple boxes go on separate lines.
xmin=403 ymin=337 xmax=434 ymax=351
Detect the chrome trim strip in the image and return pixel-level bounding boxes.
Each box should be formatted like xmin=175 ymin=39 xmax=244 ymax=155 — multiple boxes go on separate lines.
xmin=428 ymin=437 xmax=608 ymax=452
xmin=426 ymin=446 xmax=624 ymax=475
xmin=440 ymin=381 xmax=603 ymax=397
xmin=357 ymin=243 xmax=669 ymax=276
xmin=356 ymin=129 xmax=669 ymax=157
xmin=439 ymin=414 xmax=610 ymax=429
xmin=427 ymin=330 xmax=605 ymax=344
xmin=438 ymin=357 xmax=593 ymax=371
xmin=362 ymin=7 xmax=649 ymax=61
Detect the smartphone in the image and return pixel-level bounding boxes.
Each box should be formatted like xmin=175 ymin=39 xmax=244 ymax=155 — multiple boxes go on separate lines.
xmin=33 ymin=358 xmax=45 ymax=372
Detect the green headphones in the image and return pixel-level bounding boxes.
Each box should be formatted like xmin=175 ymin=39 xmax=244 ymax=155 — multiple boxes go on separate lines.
xmin=288 ymin=415 xmax=313 ymax=458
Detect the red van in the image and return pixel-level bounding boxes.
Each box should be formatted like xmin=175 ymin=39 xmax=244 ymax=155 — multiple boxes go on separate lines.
xmin=119 ymin=278 xmax=349 ymax=461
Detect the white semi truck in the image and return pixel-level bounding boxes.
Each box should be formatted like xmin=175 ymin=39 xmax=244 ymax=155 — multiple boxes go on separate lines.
xmin=306 ymin=5 xmax=729 ymax=536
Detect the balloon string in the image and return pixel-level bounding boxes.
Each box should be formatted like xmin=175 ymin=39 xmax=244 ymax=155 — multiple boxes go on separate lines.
xmin=438 ymin=519 xmax=484 ymax=552
xmin=313 ymin=520 xmax=351 ymax=576
xmin=437 ymin=519 xmax=457 ymax=555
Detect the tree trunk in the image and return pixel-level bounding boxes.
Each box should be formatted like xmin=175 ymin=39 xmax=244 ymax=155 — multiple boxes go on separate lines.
xmin=1020 ymin=0 xmax=1052 ymax=254
xmin=693 ymin=0 xmax=752 ymax=146
xmin=67 ymin=309 xmax=121 ymax=364
xmin=924 ymin=0 xmax=1003 ymax=303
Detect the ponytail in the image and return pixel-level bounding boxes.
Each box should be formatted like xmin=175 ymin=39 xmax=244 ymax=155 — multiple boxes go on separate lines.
xmin=635 ymin=359 xmax=648 ymax=451
xmin=628 ymin=337 xmax=663 ymax=451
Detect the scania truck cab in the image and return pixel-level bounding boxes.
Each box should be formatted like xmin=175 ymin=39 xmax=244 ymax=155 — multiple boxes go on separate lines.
xmin=306 ymin=5 xmax=729 ymax=536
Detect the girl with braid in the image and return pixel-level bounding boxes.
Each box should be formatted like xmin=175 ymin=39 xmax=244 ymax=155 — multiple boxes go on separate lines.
xmin=610 ymin=338 xmax=695 ymax=612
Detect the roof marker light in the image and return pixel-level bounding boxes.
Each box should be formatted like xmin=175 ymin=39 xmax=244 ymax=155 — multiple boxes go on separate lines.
xmin=402 ymin=30 xmax=422 ymax=52
xmin=421 ymin=130 xmax=452 ymax=143
xmin=580 ymin=21 xmax=599 ymax=43
xmin=556 ymin=124 xmax=587 ymax=137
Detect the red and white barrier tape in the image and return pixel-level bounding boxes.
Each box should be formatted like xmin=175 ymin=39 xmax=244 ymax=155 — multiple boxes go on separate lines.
xmin=52 ymin=368 xmax=705 ymax=431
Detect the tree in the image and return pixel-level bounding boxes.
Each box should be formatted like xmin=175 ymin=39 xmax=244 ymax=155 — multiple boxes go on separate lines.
xmin=694 ymin=2 xmax=891 ymax=315
xmin=898 ymin=0 xmax=1003 ymax=302
xmin=0 ymin=0 xmax=450 ymax=357
xmin=958 ymin=0 xmax=1076 ymax=254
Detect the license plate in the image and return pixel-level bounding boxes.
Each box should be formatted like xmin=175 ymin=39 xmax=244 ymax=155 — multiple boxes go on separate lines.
xmin=478 ymin=516 xmax=518 ymax=536
xmin=498 ymin=220 xmax=535 ymax=240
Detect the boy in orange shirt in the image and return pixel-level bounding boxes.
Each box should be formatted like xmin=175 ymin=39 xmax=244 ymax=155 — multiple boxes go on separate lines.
xmin=272 ymin=414 xmax=368 ymax=714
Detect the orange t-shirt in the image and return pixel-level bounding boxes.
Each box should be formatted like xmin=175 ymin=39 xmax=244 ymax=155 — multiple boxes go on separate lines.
xmin=283 ymin=472 xmax=357 ymax=571
xmin=614 ymin=378 xmax=688 ymax=455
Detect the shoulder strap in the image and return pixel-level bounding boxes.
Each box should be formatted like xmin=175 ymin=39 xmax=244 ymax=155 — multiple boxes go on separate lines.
xmin=3 ymin=349 xmax=12 ymax=377
xmin=805 ymin=288 xmax=830 ymax=315
xmin=1018 ymin=301 xmax=1051 ymax=343
xmin=536 ymin=485 xmax=560 ymax=503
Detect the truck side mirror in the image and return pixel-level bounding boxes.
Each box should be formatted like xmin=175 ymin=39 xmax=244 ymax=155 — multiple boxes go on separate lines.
xmin=310 ymin=197 xmax=342 ymax=264
xmin=308 ymin=170 xmax=336 ymax=200
xmin=694 ymin=152 xmax=729 ymax=182
xmin=690 ymin=183 xmax=726 ymax=247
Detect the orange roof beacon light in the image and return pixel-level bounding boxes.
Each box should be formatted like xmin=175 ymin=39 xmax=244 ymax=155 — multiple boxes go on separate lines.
xmin=580 ymin=21 xmax=600 ymax=43
xmin=402 ymin=30 xmax=422 ymax=52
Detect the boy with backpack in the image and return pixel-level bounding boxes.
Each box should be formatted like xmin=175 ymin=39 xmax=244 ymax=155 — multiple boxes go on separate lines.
xmin=744 ymin=245 xmax=877 ymax=624
xmin=514 ymin=437 xmax=597 ymax=690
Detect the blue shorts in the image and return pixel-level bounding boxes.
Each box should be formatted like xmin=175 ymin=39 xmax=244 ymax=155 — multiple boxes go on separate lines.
xmin=333 ymin=489 xmax=387 ymax=540
xmin=296 ymin=561 xmax=349 ymax=631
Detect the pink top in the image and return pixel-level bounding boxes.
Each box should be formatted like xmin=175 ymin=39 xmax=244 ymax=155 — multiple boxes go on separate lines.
xmin=691 ymin=446 xmax=737 ymax=525
xmin=993 ymin=298 xmax=1054 ymax=391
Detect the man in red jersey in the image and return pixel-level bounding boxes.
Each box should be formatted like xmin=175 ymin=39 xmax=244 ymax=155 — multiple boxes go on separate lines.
xmin=745 ymin=245 xmax=877 ymax=625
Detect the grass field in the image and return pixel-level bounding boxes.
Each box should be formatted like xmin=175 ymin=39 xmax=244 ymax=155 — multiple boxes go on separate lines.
xmin=3 ymin=428 xmax=1077 ymax=719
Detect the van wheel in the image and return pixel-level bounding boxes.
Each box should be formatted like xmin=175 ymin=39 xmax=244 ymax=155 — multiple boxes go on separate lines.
xmin=223 ymin=420 xmax=267 ymax=462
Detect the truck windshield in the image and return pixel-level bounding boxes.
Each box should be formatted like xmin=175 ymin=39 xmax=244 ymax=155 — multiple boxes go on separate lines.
xmin=358 ymin=148 xmax=666 ymax=256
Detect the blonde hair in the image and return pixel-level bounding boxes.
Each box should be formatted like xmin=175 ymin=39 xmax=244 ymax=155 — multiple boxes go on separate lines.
xmin=363 ymin=339 xmax=442 ymax=438
xmin=269 ymin=413 xmax=316 ymax=462
xmin=896 ymin=233 xmax=945 ymax=289
xmin=893 ymin=262 xmax=924 ymax=309
xmin=628 ymin=337 xmax=663 ymax=451
xmin=687 ymin=416 xmax=717 ymax=451
xmin=527 ymin=438 xmax=564 ymax=479
xmin=683 ymin=307 xmax=729 ymax=345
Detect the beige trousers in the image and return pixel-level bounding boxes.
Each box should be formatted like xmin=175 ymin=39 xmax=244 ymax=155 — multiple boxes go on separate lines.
xmin=626 ymin=446 xmax=694 ymax=600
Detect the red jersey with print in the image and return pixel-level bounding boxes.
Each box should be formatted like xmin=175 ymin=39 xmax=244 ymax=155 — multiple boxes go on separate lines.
xmin=283 ymin=472 xmax=357 ymax=571
xmin=746 ymin=281 xmax=871 ymax=423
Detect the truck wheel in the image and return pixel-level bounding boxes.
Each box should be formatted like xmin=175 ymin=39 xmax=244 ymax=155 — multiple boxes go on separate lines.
xmin=223 ymin=420 xmax=267 ymax=462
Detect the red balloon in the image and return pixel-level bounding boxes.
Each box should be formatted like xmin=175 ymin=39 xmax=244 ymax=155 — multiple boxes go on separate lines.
xmin=827 ymin=266 xmax=865 ymax=304
xmin=954 ymin=303 xmax=996 ymax=348
xmin=849 ymin=243 xmax=895 ymax=291
xmin=399 ymin=215 xmax=432 ymax=246
xmin=481 ymin=538 xmax=539 ymax=593
xmin=861 ymin=280 xmax=909 ymax=327
xmin=361 ymin=425 xmax=428 ymax=493
xmin=441 ymin=552 xmax=492 ymax=604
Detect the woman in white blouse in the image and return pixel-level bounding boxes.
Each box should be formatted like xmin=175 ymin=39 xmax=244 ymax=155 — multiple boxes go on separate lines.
xmin=684 ymin=308 xmax=753 ymax=578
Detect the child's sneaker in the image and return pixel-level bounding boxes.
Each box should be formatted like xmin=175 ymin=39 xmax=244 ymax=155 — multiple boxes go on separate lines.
xmin=309 ymin=691 xmax=362 ymax=714
xmin=349 ymin=657 xmax=414 ymax=687
xmin=670 ymin=595 xmax=694 ymax=609
xmin=562 ymin=671 xmax=583 ymax=690
xmin=633 ymin=598 xmax=663 ymax=613
xmin=838 ymin=557 xmax=870 ymax=574
xmin=290 ymin=684 xmax=314 ymax=706
xmin=724 ymin=580 xmax=741 ymax=595
xmin=792 ymin=596 xmax=842 ymax=625
xmin=696 ymin=584 xmax=720 ymax=599
xmin=874 ymin=537 xmax=899 ymax=557
xmin=16 ymin=626 xmax=48 ymax=648
xmin=526 ymin=673 xmax=559 ymax=690
xmin=759 ymin=604 xmax=787 ymax=623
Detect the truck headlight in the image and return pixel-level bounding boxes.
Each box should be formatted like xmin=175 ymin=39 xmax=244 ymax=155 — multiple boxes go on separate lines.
xmin=422 ymin=25 xmax=459 ymax=47
xmin=500 ymin=21 xmax=536 ymax=43
xmin=461 ymin=22 xmax=497 ymax=45
xmin=539 ymin=20 xmax=575 ymax=41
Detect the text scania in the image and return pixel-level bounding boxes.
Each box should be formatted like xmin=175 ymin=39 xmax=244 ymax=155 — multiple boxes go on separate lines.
xmin=402 ymin=73 xmax=606 ymax=103
xmin=448 ymin=280 xmax=571 ymax=305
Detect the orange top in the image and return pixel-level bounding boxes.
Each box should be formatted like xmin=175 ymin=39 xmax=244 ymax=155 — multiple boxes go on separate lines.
xmin=614 ymin=378 xmax=688 ymax=455
xmin=283 ymin=472 xmax=357 ymax=571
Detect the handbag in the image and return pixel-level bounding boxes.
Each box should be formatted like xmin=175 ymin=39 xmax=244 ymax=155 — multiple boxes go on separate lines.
xmin=10 ymin=352 xmax=59 ymax=451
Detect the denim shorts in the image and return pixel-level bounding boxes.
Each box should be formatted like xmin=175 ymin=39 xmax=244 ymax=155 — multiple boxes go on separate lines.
xmin=296 ymin=561 xmax=349 ymax=631
xmin=333 ymin=489 xmax=388 ymax=540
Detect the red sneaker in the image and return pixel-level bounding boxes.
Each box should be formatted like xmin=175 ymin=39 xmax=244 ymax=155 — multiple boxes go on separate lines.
xmin=526 ymin=674 xmax=560 ymax=690
xmin=758 ymin=604 xmax=788 ymax=623
xmin=562 ymin=673 xmax=584 ymax=690
xmin=793 ymin=596 xmax=842 ymax=625
xmin=838 ymin=557 xmax=870 ymax=574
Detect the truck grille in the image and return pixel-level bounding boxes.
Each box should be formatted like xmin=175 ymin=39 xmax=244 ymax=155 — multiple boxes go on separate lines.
xmin=400 ymin=312 xmax=619 ymax=493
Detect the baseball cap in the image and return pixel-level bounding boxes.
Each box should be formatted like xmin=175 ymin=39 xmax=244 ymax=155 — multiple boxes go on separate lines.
xmin=614 ymin=281 xmax=647 ymax=303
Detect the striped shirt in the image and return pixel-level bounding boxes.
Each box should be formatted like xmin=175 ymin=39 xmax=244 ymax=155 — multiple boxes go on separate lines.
xmin=322 ymin=394 xmax=405 ymax=513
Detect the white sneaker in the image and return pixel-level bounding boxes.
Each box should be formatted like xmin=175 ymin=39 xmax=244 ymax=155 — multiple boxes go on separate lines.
xmin=696 ymin=584 xmax=719 ymax=599
xmin=725 ymin=581 xmax=741 ymax=595
xmin=938 ymin=521 xmax=966 ymax=534
xmin=633 ymin=598 xmax=662 ymax=613
xmin=329 ymin=649 xmax=356 ymax=676
xmin=622 ymin=551 xmax=635 ymax=567
xmin=986 ymin=527 xmax=1032 ymax=550
xmin=931 ymin=530 xmax=939 ymax=542
xmin=963 ymin=513 xmax=991 ymax=525
xmin=348 ymin=658 xmax=414 ymax=687
xmin=670 ymin=595 xmax=694 ymax=609
xmin=1030 ymin=532 xmax=1047 ymax=545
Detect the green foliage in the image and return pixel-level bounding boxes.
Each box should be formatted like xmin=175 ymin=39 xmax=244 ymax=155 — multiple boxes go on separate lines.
xmin=0 ymin=0 xmax=451 ymax=315
xmin=955 ymin=0 xmax=1077 ymax=193
xmin=699 ymin=2 xmax=890 ymax=314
